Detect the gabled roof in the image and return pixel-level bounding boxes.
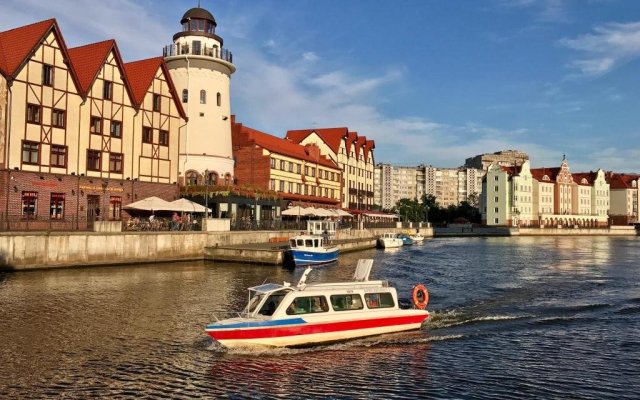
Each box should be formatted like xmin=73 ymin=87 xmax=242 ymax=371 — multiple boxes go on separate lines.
xmin=608 ymin=173 xmax=640 ymax=189
xmin=500 ymin=165 xmax=523 ymax=176
xmin=0 ymin=19 xmax=55 ymax=78
xmin=355 ymin=136 xmax=366 ymax=158
xmin=123 ymin=57 xmax=187 ymax=119
xmin=67 ymin=39 xmax=138 ymax=106
xmin=345 ymin=131 xmax=358 ymax=154
xmin=0 ymin=18 xmax=81 ymax=91
xmin=572 ymin=172 xmax=597 ymax=186
xmin=531 ymin=167 xmax=560 ymax=182
xmin=363 ymin=140 xmax=375 ymax=159
xmin=237 ymin=124 xmax=339 ymax=169
xmin=285 ymin=127 xmax=348 ymax=154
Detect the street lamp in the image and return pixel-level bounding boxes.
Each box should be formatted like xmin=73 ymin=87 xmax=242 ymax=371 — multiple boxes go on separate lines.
xmin=204 ymin=169 xmax=209 ymax=219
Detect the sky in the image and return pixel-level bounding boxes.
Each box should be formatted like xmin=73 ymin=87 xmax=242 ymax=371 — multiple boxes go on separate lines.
xmin=2 ymin=0 xmax=640 ymax=172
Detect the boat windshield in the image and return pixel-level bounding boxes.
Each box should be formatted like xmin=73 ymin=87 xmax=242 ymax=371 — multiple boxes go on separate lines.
xmin=257 ymin=291 xmax=288 ymax=316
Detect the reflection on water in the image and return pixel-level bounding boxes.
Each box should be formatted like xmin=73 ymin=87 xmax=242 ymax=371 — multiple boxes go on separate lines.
xmin=0 ymin=236 xmax=639 ymax=398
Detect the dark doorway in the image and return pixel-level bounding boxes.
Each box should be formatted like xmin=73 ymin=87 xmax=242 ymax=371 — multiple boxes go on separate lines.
xmin=87 ymin=195 xmax=100 ymax=229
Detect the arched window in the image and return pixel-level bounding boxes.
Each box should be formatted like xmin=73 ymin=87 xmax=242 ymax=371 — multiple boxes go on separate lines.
xmin=217 ymin=92 xmax=221 ymax=107
xmin=224 ymin=173 xmax=231 ymax=185
xmin=210 ymin=172 xmax=218 ymax=185
xmin=185 ymin=170 xmax=198 ymax=185
xmin=182 ymin=89 xmax=188 ymax=103
xmin=200 ymin=90 xmax=206 ymax=104
xmin=633 ymin=181 xmax=637 ymax=188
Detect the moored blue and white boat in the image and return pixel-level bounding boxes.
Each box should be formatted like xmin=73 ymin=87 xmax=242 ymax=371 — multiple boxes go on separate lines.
xmin=205 ymin=259 xmax=430 ymax=348
xmin=284 ymin=234 xmax=339 ymax=268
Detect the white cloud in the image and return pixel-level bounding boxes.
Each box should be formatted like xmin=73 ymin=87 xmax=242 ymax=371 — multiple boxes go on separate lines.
xmin=302 ymin=52 xmax=318 ymax=62
xmin=559 ymin=21 xmax=640 ymax=77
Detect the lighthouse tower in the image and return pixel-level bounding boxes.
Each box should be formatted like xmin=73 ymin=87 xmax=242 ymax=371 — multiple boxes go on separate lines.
xmin=163 ymin=6 xmax=236 ymax=186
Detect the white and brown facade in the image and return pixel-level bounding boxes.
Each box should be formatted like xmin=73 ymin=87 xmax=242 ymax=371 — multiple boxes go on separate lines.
xmin=286 ymin=128 xmax=375 ymax=210
xmin=0 ymin=19 xmax=186 ymax=228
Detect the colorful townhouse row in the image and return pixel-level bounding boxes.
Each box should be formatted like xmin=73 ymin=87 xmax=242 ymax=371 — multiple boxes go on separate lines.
xmin=482 ymin=158 xmax=639 ymax=227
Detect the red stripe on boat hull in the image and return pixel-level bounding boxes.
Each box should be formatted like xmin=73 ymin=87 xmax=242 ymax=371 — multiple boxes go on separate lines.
xmin=207 ymin=314 xmax=428 ymax=341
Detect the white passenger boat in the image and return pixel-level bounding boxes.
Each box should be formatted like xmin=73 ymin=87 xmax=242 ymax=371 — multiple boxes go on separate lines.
xmin=377 ymin=232 xmax=403 ymax=248
xmin=410 ymin=233 xmax=425 ymax=243
xmin=205 ymin=259 xmax=430 ymax=348
xmin=283 ymin=234 xmax=339 ymax=268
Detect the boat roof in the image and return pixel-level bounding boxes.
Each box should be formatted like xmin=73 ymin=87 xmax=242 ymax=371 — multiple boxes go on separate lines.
xmin=248 ymin=283 xmax=292 ymax=294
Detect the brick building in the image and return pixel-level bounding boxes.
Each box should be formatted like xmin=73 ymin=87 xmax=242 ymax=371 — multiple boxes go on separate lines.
xmin=232 ymin=117 xmax=342 ymax=216
xmin=0 ymin=19 xmax=186 ymax=230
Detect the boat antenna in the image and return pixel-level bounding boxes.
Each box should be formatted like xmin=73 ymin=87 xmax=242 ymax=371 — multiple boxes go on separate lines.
xmin=297 ymin=266 xmax=312 ymax=289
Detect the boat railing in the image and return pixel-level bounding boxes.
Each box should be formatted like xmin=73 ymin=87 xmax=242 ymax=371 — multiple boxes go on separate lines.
xmin=302 ymin=280 xmax=390 ymax=291
xmin=211 ymin=311 xmax=247 ymax=321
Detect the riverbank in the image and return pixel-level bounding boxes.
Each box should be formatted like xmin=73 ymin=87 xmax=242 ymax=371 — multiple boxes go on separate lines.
xmin=0 ymin=227 xmax=426 ymax=271
xmin=1 ymin=225 xmax=636 ymax=271
xmin=434 ymin=226 xmax=638 ymax=237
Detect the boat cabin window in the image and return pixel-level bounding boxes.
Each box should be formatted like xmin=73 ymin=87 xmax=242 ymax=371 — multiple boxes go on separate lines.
xmin=289 ymin=239 xmax=297 ymax=248
xmin=330 ymin=294 xmax=364 ymax=311
xmin=258 ymin=292 xmax=288 ymax=316
xmin=305 ymin=239 xmax=314 ymax=247
xmin=365 ymin=293 xmax=395 ymax=309
xmin=286 ymin=296 xmax=329 ymax=315
xmin=297 ymin=239 xmax=304 ymax=246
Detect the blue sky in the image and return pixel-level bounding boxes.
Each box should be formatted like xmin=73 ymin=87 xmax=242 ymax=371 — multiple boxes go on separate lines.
xmin=2 ymin=0 xmax=640 ymax=172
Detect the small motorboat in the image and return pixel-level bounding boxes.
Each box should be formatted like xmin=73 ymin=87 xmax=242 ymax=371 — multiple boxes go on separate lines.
xmin=283 ymin=234 xmax=339 ymax=268
xmin=410 ymin=233 xmax=425 ymax=243
xmin=377 ymin=232 xmax=403 ymax=248
xmin=205 ymin=259 xmax=430 ymax=348
xmin=397 ymin=233 xmax=414 ymax=246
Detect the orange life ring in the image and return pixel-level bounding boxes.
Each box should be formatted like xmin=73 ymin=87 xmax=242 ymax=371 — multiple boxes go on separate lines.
xmin=412 ymin=284 xmax=429 ymax=310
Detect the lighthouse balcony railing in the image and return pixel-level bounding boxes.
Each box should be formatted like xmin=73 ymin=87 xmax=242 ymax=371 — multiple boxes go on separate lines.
xmin=163 ymin=44 xmax=233 ymax=64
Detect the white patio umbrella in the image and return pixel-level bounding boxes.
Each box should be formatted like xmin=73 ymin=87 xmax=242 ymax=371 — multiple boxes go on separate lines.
xmin=123 ymin=196 xmax=175 ymax=212
xmin=282 ymin=205 xmax=307 ymax=216
xmin=170 ymin=198 xmax=211 ymax=213
xmin=335 ymin=209 xmax=354 ymax=217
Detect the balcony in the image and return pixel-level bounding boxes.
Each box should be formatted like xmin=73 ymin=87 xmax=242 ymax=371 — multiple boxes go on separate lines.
xmin=163 ymin=44 xmax=233 ymax=64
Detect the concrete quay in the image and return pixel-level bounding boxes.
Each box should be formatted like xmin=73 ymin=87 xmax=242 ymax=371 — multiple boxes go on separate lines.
xmin=204 ymin=237 xmax=378 ymax=265
xmin=0 ymin=227 xmax=424 ymax=271
xmin=434 ymin=225 xmax=638 ymax=237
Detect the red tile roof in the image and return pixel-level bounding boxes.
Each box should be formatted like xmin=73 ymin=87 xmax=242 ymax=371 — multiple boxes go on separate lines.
xmin=235 ymin=124 xmax=339 ymax=169
xmin=572 ymin=172 xmax=597 ymax=186
xmin=355 ymin=136 xmax=366 ymax=158
xmin=607 ymin=173 xmax=640 ymax=189
xmin=345 ymin=131 xmax=358 ymax=154
xmin=531 ymin=167 xmax=560 ymax=182
xmin=363 ymin=140 xmax=375 ymax=159
xmin=285 ymin=127 xmax=348 ymax=154
xmin=123 ymin=57 xmax=187 ymax=119
xmin=499 ymin=165 xmax=523 ymax=176
xmin=0 ymin=19 xmax=55 ymax=78
xmin=67 ymin=40 xmax=116 ymax=96
xmin=1 ymin=19 xmax=186 ymax=120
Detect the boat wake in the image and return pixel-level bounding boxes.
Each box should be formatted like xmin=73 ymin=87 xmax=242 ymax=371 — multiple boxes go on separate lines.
xmin=203 ymin=331 xmax=465 ymax=355
xmin=424 ymin=310 xmax=532 ymax=330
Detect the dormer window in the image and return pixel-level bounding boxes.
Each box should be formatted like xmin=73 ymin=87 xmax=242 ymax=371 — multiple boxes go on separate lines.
xmin=543 ymin=175 xmax=550 ymax=181
xmin=581 ymin=178 xmax=588 ymax=184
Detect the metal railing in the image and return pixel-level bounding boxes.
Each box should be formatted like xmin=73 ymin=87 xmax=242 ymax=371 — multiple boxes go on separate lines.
xmin=122 ymin=217 xmax=202 ymax=232
xmin=163 ymin=44 xmax=233 ymax=63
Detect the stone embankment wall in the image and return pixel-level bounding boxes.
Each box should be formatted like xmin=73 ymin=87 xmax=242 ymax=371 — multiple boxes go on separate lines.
xmin=0 ymin=227 xmax=431 ymax=271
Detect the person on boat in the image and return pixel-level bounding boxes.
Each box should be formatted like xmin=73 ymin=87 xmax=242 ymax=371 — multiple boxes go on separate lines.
xmin=322 ymin=230 xmax=330 ymax=245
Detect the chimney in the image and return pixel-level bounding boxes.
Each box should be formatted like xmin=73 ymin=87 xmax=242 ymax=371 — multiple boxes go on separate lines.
xmin=305 ymin=143 xmax=320 ymax=160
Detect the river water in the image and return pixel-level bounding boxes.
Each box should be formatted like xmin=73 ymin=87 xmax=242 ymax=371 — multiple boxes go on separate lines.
xmin=1 ymin=236 xmax=639 ymax=399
